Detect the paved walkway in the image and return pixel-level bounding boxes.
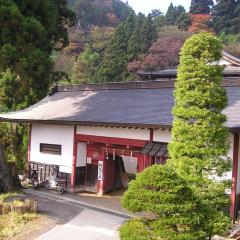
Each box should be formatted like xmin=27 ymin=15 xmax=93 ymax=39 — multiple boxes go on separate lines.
xmin=36 ymin=208 xmax=124 ymax=240
xmin=23 ymin=189 xmax=129 ymax=240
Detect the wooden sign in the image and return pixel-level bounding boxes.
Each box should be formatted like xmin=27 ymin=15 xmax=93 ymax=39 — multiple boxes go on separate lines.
xmin=98 ymin=161 xmax=103 ymax=180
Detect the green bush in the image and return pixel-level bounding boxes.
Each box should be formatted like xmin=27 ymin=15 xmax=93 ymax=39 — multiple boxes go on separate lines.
xmin=119 ymin=219 xmax=153 ymax=240
xmin=122 ymin=164 xmax=207 ymax=240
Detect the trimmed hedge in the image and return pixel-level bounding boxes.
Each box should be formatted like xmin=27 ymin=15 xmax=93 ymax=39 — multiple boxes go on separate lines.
xmin=119 ymin=219 xmax=154 ymax=240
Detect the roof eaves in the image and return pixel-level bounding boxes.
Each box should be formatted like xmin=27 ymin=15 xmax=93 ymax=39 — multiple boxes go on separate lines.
xmin=0 ymin=118 xmax=173 ymax=130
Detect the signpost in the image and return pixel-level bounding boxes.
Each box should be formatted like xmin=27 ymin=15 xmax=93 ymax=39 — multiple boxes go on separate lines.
xmin=98 ymin=161 xmax=103 ymax=181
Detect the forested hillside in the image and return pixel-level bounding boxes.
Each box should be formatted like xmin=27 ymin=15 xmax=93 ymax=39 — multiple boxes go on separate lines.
xmin=68 ymin=0 xmax=131 ymax=27
xmin=55 ymin=0 xmax=240 ymax=85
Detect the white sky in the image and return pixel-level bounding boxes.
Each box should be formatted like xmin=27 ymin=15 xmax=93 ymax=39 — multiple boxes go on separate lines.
xmin=124 ymin=0 xmax=191 ymax=15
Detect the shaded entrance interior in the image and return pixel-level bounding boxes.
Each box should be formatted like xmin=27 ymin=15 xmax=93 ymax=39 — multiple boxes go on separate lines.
xmin=74 ymin=141 xmax=168 ymax=195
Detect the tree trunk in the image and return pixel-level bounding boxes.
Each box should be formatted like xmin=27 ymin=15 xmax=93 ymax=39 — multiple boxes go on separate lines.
xmin=0 ymin=144 xmax=21 ymax=192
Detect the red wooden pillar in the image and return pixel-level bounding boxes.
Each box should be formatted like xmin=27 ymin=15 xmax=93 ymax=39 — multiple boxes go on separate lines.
xmin=137 ymin=154 xmax=152 ymax=173
xmin=71 ymin=126 xmax=77 ymax=192
xmin=231 ymin=132 xmax=240 ymax=219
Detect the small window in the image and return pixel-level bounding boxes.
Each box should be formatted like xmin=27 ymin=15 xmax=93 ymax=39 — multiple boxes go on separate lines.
xmin=40 ymin=143 xmax=62 ymax=155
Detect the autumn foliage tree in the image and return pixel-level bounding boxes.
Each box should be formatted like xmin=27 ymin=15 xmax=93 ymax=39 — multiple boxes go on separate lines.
xmin=128 ymin=27 xmax=191 ymax=73
xmin=188 ymin=14 xmax=213 ymax=33
xmin=128 ymin=37 xmax=184 ymax=72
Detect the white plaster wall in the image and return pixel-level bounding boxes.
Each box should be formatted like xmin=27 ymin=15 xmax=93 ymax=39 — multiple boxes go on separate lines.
xmin=77 ymin=126 xmax=150 ymax=140
xmin=30 ymin=124 xmax=74 ymax=173
xmin=76 ymin=142 xmax=87 ymax=167
xmin=153 ymin=129 xmax=172 ymax=143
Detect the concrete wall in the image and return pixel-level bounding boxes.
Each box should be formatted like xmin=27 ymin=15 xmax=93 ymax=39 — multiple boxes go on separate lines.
xmin=30 ymin=124 xmax=74 ymax=174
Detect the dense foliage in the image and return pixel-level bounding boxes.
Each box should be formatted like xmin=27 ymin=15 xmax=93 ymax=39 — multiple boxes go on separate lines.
xmin=190 ymin=0 xmax=214 ymax=14
xmin=61 ymin=1 xmax=240 ymax=84
xmin=67 ymin=0 xmax=131 ymax=28
xmin=121 ymin=165 xmax=209 ymax=240
xmin=165 ymin=3 xmax=186 ymax=26
xmin=74 ymin=12 xmax=157 ymax=83
xmin=169 ymin=32 xmax=230 ymax=179
xmin=0 ymin=0 xmax=75 ymax=110
xmin=169 ymin=31 xmax=231 ymax=233
xmin=0 ymin=0 xmax=74 ymax=169
xmin=120 ymin=219 xmax=154 ymax=240
xmin=211 ymin=0 xmax=240 ymax=35
xmin=128 ymin=27 xmax=191 ymax=73
xmin=188 ymin=14 xmax=213 ymax=33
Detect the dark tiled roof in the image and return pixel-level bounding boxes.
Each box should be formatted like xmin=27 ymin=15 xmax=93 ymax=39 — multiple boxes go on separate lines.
xmin=137 ymin=51 xmax=240 ymax=79
xmin=138 ymin=67 xmax=240 ymax=79
xmin=1 ymin=79 xmax=240 ymax=129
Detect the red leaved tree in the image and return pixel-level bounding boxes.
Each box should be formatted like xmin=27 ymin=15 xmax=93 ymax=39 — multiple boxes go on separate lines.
xmin=128 ymin=37 xmax=185 ymax=72
xmin=188 ymin=14 xmax=214 ymax=33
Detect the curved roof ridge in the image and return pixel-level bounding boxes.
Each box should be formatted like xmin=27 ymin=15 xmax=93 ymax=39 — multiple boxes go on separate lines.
xmin=222 ymin=51 xmax=240 ymax=67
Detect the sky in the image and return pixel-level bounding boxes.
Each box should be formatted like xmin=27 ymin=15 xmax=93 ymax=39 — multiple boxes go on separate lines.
xmin=124 ymin=0 xmax=191 ymax=15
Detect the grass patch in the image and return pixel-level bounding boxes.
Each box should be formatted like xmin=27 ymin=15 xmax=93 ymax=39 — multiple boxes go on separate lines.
xmin=0 ymin=192 xmax=19 ymax=204
xmin=0 ymin=212 xmax=38 ymax=240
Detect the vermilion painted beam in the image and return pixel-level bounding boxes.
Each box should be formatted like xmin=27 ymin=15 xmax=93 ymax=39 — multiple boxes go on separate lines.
xmin=71 ymin=126 xmax=77 ymax=192
xmin=231 ymin=132 xmax=240 ymax=219
xmin=75 ymin=134 xmax=147 ymax=148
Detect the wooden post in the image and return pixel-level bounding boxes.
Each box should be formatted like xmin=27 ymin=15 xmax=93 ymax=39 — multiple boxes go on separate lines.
xmin=231 ymin=132 xmax=240 ymax=220
xmin=71 ymin=126 xmax=77 ymax=192
xmin=150 ymin=128 xmax=154 ymax=142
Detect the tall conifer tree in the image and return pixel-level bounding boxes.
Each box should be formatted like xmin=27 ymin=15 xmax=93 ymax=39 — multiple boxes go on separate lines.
xmin=169 ymin=32 xmax=229 ymax=180
xmin=140 ymin=15 xmax=157 ymax=53
xmin=190 ymin=0 xmax=214 ymax=14
xmin=94 ymin=11 xmax=136 ymax=82
xmin=0 ymin=0 xmax=75 ymax=110
xmin=165 ymin=3 xmax=186 ymax=26
xmin=127 ymin=13 xmax=145 ymax=60
xmin=165 ymin=3 xmax=177 ymax=25
xmin=211 ymin=0 xmax=240 ymax=34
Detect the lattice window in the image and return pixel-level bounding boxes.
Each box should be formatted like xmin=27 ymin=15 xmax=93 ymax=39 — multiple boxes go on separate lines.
xmin=40 ymin=143 xmax=62 ymax=155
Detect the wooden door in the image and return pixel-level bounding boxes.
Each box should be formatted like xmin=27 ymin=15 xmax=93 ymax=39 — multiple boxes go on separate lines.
xmin=103 ymin=154 xmax=115 ymax=193
xmin=85 ymin=164 xmax=98 ymax=192
xmin=75 ymin=142 xmax=87 ymax=187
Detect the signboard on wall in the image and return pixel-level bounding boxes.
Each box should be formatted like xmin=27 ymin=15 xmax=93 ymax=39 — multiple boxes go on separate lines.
xmin=98 ymin=161 xmax=103 ymax=180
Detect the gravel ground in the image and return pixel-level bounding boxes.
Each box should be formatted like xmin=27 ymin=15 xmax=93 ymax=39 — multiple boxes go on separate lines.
xmin=35 ymin=194 xmax=83 ymax=224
